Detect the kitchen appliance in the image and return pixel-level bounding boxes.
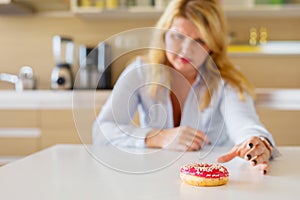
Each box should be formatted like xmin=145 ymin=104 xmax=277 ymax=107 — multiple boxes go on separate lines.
xmin=77 ymin=45 xmax=99 ymax=89
xmin=51 ymin=35 xmax=74 ymax=90
xmin=97 ymin=42 xmax=112 ymax=89
xmin=76 ymin=42 xmax=112 ymax=90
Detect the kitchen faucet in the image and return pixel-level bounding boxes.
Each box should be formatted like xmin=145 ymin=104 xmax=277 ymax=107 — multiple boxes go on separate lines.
xmin=0 ymin=66 xmax=35 ymax=91
xmin=0 ymin=73 xmax=21 ymax=91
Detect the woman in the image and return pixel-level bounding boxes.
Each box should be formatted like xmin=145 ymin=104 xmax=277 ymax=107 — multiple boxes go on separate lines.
xmin=93 ymin=0 xmax=278 ymax=175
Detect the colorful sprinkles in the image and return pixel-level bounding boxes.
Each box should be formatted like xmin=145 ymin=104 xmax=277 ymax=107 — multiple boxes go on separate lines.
xmin=180 ymin=163 xmax=229 ymax=179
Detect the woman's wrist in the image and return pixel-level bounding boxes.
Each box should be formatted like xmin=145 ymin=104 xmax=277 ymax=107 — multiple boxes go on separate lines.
xmin=145 ymin=129 xmax=161 ymax=148
xmin=259 ymin=136 xmax=273 ymax=159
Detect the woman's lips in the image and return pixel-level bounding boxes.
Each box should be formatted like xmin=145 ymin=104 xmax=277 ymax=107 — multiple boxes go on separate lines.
xmin=179 ymin=57 xmax=191 ymax=64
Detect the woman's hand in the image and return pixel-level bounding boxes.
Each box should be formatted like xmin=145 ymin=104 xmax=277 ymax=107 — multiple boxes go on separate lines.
xmin=217 ymin=136 xmax=272 ymax=175
xmin=145 ymin=126 xmax=210 ymax=151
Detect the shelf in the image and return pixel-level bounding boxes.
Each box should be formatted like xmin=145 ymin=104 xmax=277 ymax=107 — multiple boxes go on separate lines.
xmin=224 ymin=5 xmax=300 ymax=18
xmin=228 ymin=41 xmax=300 ymax=55
xmin=0 ymin=90 xmax=111 ymax=110
xmin=71 ymin=3 xmax=300 ymax=19
xmin=0 ymin=0 xmax=70 ymax=13
xmin=2 ymin=0 xmax=300 ymax=18
xmin=72 ymin=6 xmax=163 ymax=19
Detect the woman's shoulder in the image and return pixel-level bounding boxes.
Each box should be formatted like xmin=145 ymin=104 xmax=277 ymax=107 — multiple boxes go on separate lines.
xmin=114 ymin=56 xmax=152 ymax=90
xmin=120 ymin=56 xmax=149 ymax=77
xmin=219 ymin=81 xmax=254 ymax=104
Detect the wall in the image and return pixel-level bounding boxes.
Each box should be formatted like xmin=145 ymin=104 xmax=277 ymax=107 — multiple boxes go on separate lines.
xmin=227 ymin=17 xmax=300 ymax=43
xmin=0 ymin=16 xmax=156 ymax=89
xmin=0 ymin=15 xmax=300 ymax=89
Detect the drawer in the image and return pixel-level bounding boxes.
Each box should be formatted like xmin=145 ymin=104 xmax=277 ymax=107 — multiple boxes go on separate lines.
xmin=0 ymin=137 xmax=40 ymax=156
xmin=257 ymin=109 xmax=300 ymax=146
xmin=230 ymin=56 xmax=300 ymax=88
xmin=40 ymin=129 xmax=81 ymax=149
xmin=0 ymin=110 xmax=38 ymax=127
xmin=0 ymin=128 xmax=41 ymax=156
xmin=40 ymin=110 xmax=75 ymax=129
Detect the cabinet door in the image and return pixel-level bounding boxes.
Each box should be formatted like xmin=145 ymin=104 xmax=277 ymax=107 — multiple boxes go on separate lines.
xmin=230 ymin=55 xmax=300 ymax=88
xmin=40 ymin=110 xmax=87 ymax=148
xmin=0 ymin=110 xmax=40 ymax=157
xmin=0 ymin=110 xmax=38 ymax=127
xmin=257 ymin=109 xmax=300 ymax=146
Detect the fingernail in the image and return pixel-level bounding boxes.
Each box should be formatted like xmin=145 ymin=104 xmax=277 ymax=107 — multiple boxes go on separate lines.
xmin=249 ymin=143 xmax=253 ymax=148
xmin=205 ymin=136 xmax=211 ymax=145
xmin=252 ymin=160 xmax=257 ymax=165
xmin=246 ymin=154 xmax=251 ymax=160
xmin=264 ymin=170 xmax=267 ymax=175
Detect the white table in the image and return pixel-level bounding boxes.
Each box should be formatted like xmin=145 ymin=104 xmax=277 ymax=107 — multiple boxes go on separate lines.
xmin=0 ymin=144 xmax=299 ymax=200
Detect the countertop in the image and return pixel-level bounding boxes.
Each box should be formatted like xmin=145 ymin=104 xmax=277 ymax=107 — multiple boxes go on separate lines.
xmin=0 ymin=144 xmax=299 ymax=200
xmin=0 ymin=90 xmax=111 ymax=109
xmin=227 ymin=41 xmax=300 ymax=56
xmin=0 ymin=88 xmax=299 ymax=110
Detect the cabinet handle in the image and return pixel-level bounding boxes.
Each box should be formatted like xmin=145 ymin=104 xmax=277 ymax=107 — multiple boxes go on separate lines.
xmin=0 ymin=128 xmax=40 ymax=138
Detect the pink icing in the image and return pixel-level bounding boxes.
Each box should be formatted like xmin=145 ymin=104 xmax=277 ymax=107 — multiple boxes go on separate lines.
xmin=180 ymin=163 xmax=229 ymax=179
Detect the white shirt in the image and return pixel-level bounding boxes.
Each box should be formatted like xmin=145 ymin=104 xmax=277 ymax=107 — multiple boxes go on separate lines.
xmin=93 ymin=59 xmax=275 ymax=149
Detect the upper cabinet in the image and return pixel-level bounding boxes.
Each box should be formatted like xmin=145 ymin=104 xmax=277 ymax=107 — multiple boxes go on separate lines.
xmin=18 ymin=0 xmax=70 ymax=11
xmin=0 ymin=0 xmax=70 ymax=15
xmin=70 ymin=0 xmax=166 ymax=19
xmin=70 ymin=0 xmax=300 ymax=19
xmin=1 ymin=0 xmax=300 ymax=18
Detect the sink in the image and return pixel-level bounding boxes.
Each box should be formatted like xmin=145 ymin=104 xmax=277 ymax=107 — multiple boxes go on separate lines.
xmin=228 ymin=41 xmax=300 ymax=54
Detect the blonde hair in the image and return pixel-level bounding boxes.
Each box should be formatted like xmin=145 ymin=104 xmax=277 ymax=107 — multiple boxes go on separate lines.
xmin=147 ymin=0 xmax=255 ymax=110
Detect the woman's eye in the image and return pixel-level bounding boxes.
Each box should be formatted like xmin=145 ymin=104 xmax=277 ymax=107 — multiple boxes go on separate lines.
xmin=172 ymin=33 xmax=185 ymax=40
xmin=195 ymin=38 xmax=206 ymax=45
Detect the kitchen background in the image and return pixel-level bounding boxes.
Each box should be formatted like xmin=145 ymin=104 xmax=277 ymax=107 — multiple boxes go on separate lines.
xmin=0 ymin=0 xmax=300 ymax=164
xmin=0 ymin=0 xmax=300 ymax=89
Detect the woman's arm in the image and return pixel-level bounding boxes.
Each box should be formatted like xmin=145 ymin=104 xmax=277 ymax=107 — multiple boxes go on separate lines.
xmin=92 ymin=60 xmax=152 ymax=148
xmin=217 ymin=84 xmax=279 ymax=174
xmin=221 ymin=85 xmax=275 ymax=146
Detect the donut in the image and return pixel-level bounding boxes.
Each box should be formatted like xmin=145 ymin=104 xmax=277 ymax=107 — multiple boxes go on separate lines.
xmin=180 ymin=163 xmax=229 ymax=187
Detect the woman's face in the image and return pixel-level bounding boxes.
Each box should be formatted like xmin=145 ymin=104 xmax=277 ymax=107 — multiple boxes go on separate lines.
xmin=165 ymin=17 xmax=210 ymax=78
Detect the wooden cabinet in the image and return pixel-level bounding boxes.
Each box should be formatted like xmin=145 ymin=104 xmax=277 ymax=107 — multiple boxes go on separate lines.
xmin=70 ymin=0 xmax=300 ymax=19
xmin=0 ymin=137 xmax=40 ymax=157
xmin=0 ymin=90 xmax=110 ymax=163
xmin=0 ymin=110 xmax=38 ymax=127
xmin=230 ymin=55 xmax=300 ymax=88
xmin=0 ymin=108 xmax=100 ymax=164
xmin=0 ymin=110 xmax=40 ymax=158
xmin=256 ymin=109 xmax=300 ymax=146
xmin=39 ymin=110 xmax=81 ymax=149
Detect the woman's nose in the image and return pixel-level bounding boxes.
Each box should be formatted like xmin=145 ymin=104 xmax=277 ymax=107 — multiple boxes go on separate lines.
xmin=180 ymin=39 xmax=194 ymax=54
